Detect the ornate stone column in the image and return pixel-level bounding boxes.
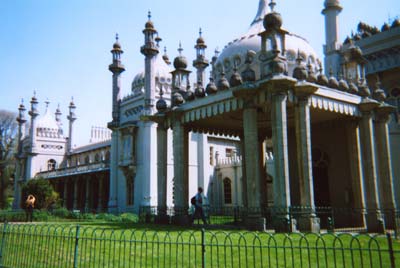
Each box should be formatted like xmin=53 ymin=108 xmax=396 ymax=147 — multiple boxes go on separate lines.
xmin=242 ymin=98 xmax=265 ymax=230
xmin=269 ymin=80 xmax=294 ymax=232
xmin=85 ymin=177 xmax=90 ymax=212
xmin=98 ymin=175 xmax=103 ymax=212
xmin=293 ymin=83 xmax=320 ymax=233
xmin=359 ymin=99 xmax=385 ymax=233
xmin=172 ymin=113 xmax=189 ymax=224
xmin=375 ymin=104 xmax=397 ymax=228
xmin=157 ymin=119 xmax=168 ymax=221
xmin=73 ymin=178 xmax=78 ymax=210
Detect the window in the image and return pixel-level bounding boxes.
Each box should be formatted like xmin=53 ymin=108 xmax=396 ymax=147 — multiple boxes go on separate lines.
xmin=47 ymin=159 xmax=56 ymax=171
xmin=225 ymin=148 xmax=234 ymax=158
xmin=223 ymin=178 xmax=232 ymax=204
xmin=84 ymin=156 xmax=90 ymax=164
xmin=94 ymin=153 xmax=100 ymax=162
xmin=209 ymin=146 xmax=214 ymax=165
xmin=105 ymin=151 xmax=111 ymax=162
xmin=126 ymin=177 xmax=134 ymax=206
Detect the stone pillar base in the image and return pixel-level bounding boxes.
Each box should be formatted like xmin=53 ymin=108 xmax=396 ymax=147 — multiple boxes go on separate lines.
xmin=244 ymin=216 xmax=266 ymax=231
xmin=155 ymin=214 xmax=170 ymax=225
xmin=298 ymin=216 xmax=320 ymax=233
xmin=274 ymin=216 xmax=296 ymax=233
xmin=366 ymin=214 xmax=385 ymax=233
xmin=171 ymin=215 xmax=190 ymax=226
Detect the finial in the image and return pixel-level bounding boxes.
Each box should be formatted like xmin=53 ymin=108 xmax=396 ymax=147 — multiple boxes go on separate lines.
xmin=199 ymin=28 xmax=202 ymax=37
xmin=33 ymin=90 xmax=36 ymax=97
xmin=45 ymin=98 xmax=50 ymax=108
xmin=21 ymin=98 xmax=24 ymax=104
xmin=269 ymin=0 xmax=276 ymax=12
xmin=159 ymin=84 xmax=164 ymax=97
xmin=178 ymin=42 xmax=183 ymax=55
xmin=296 ymin=49 xmax=303 ymax=65
xmin=148 ymin=10 xmax=151 ymax=20
xmin=164 ymin=46 xmax=167 ymax=54
xmin=214 ymin=48 xmax=220 ymax=57
xmin=115 ymin=33 xmax=119 ymax=42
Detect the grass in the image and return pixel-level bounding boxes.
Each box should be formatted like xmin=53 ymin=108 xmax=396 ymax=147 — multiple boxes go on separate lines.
xmin=0 ymin=221 xmax=399 ymax=267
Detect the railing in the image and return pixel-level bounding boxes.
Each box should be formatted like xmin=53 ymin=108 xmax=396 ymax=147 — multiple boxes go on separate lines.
xmin=0 ymin=222 xmax=398 ymax=268
xmin=139 ymin=206 xmax=400 ymax=235
xmin=37 ymin=161 xmax=110 ymax=178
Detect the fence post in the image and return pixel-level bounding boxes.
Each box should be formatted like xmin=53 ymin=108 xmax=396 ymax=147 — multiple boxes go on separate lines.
xmin=73 ymin=225 xmax=80 ymax=268
xmin=0 ymin=221 xmax=8 ymax=267
xmin=201 ymin=228 xmax=206 ymax=268
xmin=387 ymin=232 xmax=395 ymax=268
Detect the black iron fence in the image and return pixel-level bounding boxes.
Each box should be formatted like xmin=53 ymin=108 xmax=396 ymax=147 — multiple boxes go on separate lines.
xmin=139 ymin=206 xmax=400 ymax=235
xmin=0 ymin=222 xmax=399 ymax=267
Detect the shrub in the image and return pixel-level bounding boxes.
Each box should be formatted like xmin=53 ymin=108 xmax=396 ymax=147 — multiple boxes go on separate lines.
xmin=120 ymin=213 xmax=139 ymax=223
xmin=51 ymin=207 xmax=72 ymax=219
xmin=21 ymin=177 xmax=60 ymax=209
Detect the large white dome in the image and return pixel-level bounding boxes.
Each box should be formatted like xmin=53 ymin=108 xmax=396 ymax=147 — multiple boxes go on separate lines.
xmin=215 ymin=0 xmax=321 ymax=81
xmin=131 ymin=52 xmax=173 ymax=96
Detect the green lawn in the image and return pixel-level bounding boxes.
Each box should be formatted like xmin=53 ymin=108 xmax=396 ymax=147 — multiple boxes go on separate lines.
xmin=0 ymin=221 xmax=399 ymax=267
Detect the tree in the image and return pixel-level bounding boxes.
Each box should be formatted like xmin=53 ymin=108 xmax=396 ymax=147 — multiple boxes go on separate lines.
xmin=0 ymin=110 xmax=17 ymax=209
xmin=21 ymin=177 xmax=59 ymax=209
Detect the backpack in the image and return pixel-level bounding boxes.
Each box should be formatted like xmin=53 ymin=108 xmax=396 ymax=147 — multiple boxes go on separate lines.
xmin=191 ymin=196 xmax=196 ymax=205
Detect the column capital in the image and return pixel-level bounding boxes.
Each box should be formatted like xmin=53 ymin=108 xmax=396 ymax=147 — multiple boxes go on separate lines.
xmin=359 ymin=98 xmax=380 ymax=114
xmin=293 ymin=82 xmax=318 ymax=100
xmin=260 ymin=76 xmax=297 ymax=95
xmin=375 ymin=104 xmax=396 ymax=123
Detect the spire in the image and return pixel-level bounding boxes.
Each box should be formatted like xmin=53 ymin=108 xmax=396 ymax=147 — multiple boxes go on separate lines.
xmin=269 ymin=0 xmax=276 ymax=12
xmin=251 ymin=0 xmax=269 ymax=26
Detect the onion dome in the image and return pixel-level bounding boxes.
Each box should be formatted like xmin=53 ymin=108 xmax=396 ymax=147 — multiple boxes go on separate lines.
xmin=156 ymin=98 xmax=167 ymax=112
xmin=392 ymin=19 xmax=400 ymax=28
xmin=292 ymin=52 xmax=308 ymax=81
xmin=214 ymin=0 xmax=320 ymax=84
xmin=145 ymin=11 xmax=155 ymax=30
xmin=195 ymin=83 xmax=206 ymax=98
xmin=172 ymin=92 xmax=184 ymax=106
xmin=206 ymin=78 xmax=218 ymax=95
xmin=306 ymin=61 xmax=317 ymax=83
xmin=36 ymin=101 xmax=63 ymax=138
xmin=362 ymin=32 xmax=372 ymax=38
xmin=217 ymin=72 xmax=230 ymax=91
xmin=230 ymin=69 xmax=243 ymax=87
xmin=263 ymin=12 xmax=283 ymax=30
xmin=131 ymin=53 xmax=172 ymax=95
xmin=184 ymin=89 xmax=195 ymax=101
xmin=173 ymin=44 xmax=188 ymax=70
xmin=372 ymin=79 xmax=386 ymax=102
xmin=353 ymin=33 xmax=361 ymax=41
xmin=381 ymin=23 xmax=390 ymax=31
xmin=358 ymin=82 xmax=371 ymax=97
xmin=328 ymin=73 xmax=339 ymax=89
xmin=343 ymin=36 xmax=351 ymax=44
xmin=317 ymin=66 xmax=329 ymax=86
xmin=162 ymin=47 xmax=171 ymax=65
xmin=349 ymin=82 xmax=359 ymax=94
xmin=338 ymin=76 xmax=349 ymax=92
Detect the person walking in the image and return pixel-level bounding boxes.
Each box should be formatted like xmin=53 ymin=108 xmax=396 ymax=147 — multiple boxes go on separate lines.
xmin=191 ymin=187 xmax=207 ymax=225
xmin=25 ymin=194 xmax=35 ymax=222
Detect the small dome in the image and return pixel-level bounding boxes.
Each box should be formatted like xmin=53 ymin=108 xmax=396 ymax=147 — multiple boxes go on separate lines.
xmin=156 ymin=98 xmax=168 ymax=112
xmin=173 ymin=55 xmax=188 ymax=70
xmin=195 ymin=84 xmax=206 ymax=98
xmin=328 ymin=76 xmax=339 ymax=89
xmin=113 ymin=41 xmax=121 ymax=50
xmin=145 ymin=20 xmax=154 ymax=30
xmin=358 ymin=83 xmax=371 ymax=97
xmin=217 ymin=73 xmax=230 ymax=91
xmin=196 ymin=36 xmax=205 ymax=45
xmin=263 ymin=12 xmax=283 ymax=30
xmin=349 ymin=82 xmax=359 ymax=94
xmin=381 ymin=23 xmax=390 ymax=31
xmin=206 ymin=78 xmax=218 ymax=95
xmin=230 ymin=71 xmax=243 ymax=87
xmin=185 ymin=90 xmax=195 ymax=101
xmin=353 ymin=33 xmax=361 ymax=41
xmin=317 ymin=73 xmax=329 ymax=86
xmin=338 ymin=78 xmax=349 ymax=92
xmin=392 ymin=19 xmax=400 ymax=28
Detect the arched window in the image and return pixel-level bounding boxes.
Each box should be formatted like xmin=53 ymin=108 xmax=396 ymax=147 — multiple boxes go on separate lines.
xmin=84 ymin=155 xmax=90 ymax=164
xmin=223 ymin=178 xmax=232 ymax=204
xmin=94 ymin=153 xmax=100 ymax=162
xmin=47 ymin=159 xmax=56 ymax=171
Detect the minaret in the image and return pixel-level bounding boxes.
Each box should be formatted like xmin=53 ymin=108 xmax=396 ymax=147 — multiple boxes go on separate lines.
xmin=13 ymin=99 xmax=27 ymax=209
xmin=193 ymin=28 xmax=209 ymax=88
xmin=67 ymin=98 xmax=76 ymax=154
xmin=28 ymin=92 xmax=39 ymax=153
xmin=109 ymin=34 xmax=125 ymax=124
xmin=141 ymin=12 xmax=159 ymax=115
xmin=322 ymin=0 xmax=343 ymax=76
xmin=55 ymin=104 xmax=63 ymax=137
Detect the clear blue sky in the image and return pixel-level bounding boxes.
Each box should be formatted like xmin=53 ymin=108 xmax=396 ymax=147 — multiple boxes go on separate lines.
xmin=0 ymin=0 xmax=399 ymax=146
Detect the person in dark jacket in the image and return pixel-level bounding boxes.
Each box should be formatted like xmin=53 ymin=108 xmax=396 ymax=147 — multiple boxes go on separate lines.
xmin=191 ymin=187 xmax=207 ymax=225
